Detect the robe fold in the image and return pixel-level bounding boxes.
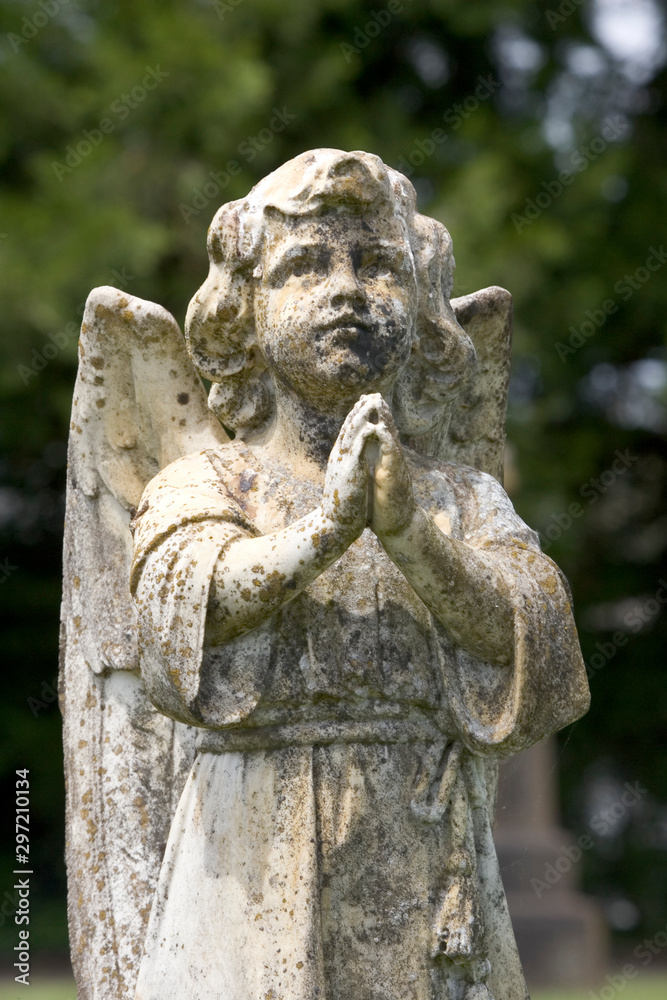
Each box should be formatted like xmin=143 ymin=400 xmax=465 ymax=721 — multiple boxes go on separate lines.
xmin=129 ymin=441 xmax=589 ymax=1000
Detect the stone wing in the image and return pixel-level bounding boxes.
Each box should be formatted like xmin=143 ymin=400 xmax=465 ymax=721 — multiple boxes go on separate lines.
xmin=60 ymin=286 xmax=227 ymax=999
xmin=447 ymin=285 xmax=513 ymax=483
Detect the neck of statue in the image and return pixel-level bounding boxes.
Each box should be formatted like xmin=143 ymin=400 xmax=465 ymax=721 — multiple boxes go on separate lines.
xmin=256 ymin=386 xmax=353 ymax=482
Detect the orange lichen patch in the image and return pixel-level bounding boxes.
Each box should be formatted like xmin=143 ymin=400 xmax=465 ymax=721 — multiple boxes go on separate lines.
xmin=167 ymin=667 xmax=185 ymax=694
xmin=133 ymin=795 xmax=150 ymax=829
xmin=258 ymin=570 xmax=287 ymax=603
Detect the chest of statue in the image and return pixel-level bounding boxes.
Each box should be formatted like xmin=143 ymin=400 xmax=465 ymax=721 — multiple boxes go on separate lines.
xmin=203 ymin=443 xmax=452 ymax=717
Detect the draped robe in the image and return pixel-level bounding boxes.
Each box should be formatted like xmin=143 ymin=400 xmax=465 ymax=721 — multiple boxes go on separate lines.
xmin=129 ymin=440 xmax=589 ymax=1000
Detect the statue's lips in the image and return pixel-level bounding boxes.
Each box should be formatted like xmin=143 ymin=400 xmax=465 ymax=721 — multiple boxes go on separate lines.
xmin=315 ymin=318 xmax=377 ymax=346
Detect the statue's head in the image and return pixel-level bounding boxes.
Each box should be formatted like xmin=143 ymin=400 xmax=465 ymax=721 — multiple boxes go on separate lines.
xmin=185 ymin=148 xmax=475 ymax=438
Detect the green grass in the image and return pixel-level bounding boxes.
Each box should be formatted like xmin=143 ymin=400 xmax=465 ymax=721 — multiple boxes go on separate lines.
xmin=0 ymin=975 xmax=665 ymax=999
xmin=0 ymin=982 xmax=75 ymax=1000
xmin=533 ymin=977 xmax=667 ymax=1000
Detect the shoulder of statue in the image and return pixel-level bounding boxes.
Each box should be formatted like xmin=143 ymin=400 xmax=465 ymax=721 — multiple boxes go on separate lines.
xmin=139 ymin=440 xmax=251 ymax=500
xmin=406 ymin=448 xmax=496 ymax=503
xmin=131 ymin=442 xmax=259 ymax=565
xmin=405 ymin=448 xmax=537 ymax=548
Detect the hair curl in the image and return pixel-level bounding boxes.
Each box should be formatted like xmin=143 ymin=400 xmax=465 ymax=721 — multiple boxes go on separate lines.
xmin=185 ymin=149 xmax=475 ymax=439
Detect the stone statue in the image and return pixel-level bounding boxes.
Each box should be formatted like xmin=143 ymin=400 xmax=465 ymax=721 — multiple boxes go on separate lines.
xmin=61 ymin=149 xmax=590 ymax=1000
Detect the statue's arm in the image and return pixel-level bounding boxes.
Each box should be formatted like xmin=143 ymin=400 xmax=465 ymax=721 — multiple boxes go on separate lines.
xmin=205 ymin=507 xmax=353 ymax=643
xmin=376 ymin=503 xmax=516 ymax=665
xmin=206 ymin=397 xmax=376 ymax=644
xmin=367 ymin=396 xmax=556 ymax=666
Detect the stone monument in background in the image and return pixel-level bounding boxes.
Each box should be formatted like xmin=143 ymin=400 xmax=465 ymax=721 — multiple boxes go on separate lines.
xmin=60 ymin=149 xmax=591 ymax=1000
xmin=495 ymin=738 xmax=608 ymax=989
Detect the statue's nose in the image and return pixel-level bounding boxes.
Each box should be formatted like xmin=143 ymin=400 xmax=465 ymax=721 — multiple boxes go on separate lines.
xmin=329 ymin=259 xmax=366 ymax=310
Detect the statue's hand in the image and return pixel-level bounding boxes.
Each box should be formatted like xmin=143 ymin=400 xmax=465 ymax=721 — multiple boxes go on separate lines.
xmin=366 ymin=395 xmax=418 ymax=539
xmin=322 ymin=396 xmax=377 ymax=539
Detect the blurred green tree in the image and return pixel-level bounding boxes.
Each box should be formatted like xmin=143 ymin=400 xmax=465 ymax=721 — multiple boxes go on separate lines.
xmin=0 ymin=0 xmax=665 ymax=959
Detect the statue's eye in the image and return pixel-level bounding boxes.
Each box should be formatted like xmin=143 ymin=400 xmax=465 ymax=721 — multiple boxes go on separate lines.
xmin=290 ymin=257 xmax=313 ymax=277
xmin=288 ymin=250 xmax=328 ymax=278
xmin=353 ymin=245 xmax=409 ymax=281
xmin=266 ymin=248 xmax=330 ymax=288
xmin=359 ymin=252 xmax=394 ymax=279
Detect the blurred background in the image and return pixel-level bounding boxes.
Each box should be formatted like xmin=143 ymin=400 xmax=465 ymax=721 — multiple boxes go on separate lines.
xmin=0 ymin=0 xmax=666 ymax=996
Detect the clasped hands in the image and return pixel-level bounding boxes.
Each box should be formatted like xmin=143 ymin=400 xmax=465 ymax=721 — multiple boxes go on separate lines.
xmin=322 ymin=393 xmax=418 ymax=543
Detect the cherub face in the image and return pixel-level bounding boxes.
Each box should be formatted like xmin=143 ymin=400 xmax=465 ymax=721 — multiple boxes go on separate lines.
xmin=254 ymin=213 xmax=418 ymax=412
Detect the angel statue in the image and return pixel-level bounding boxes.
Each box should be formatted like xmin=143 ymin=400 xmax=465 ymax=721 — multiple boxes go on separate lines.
xmin=61 ymin=149 xmax=589 ymax=1000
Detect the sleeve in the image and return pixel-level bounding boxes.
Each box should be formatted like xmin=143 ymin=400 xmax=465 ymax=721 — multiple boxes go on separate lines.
xmin=129 ymin=449 xmax=271 ymax=729
xmin=438 ymin=466 xmax=590 ymax=757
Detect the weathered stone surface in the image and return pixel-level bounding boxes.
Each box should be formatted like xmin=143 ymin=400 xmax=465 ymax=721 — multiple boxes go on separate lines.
xmin=61 ymin=288 xmax=225 ymax=998
xmin=62 ymin=149 xmax=590 ymax=1000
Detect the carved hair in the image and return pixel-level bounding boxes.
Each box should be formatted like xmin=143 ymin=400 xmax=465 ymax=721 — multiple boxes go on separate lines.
xmin=185 ymin=149 xmax=475 ymax=439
